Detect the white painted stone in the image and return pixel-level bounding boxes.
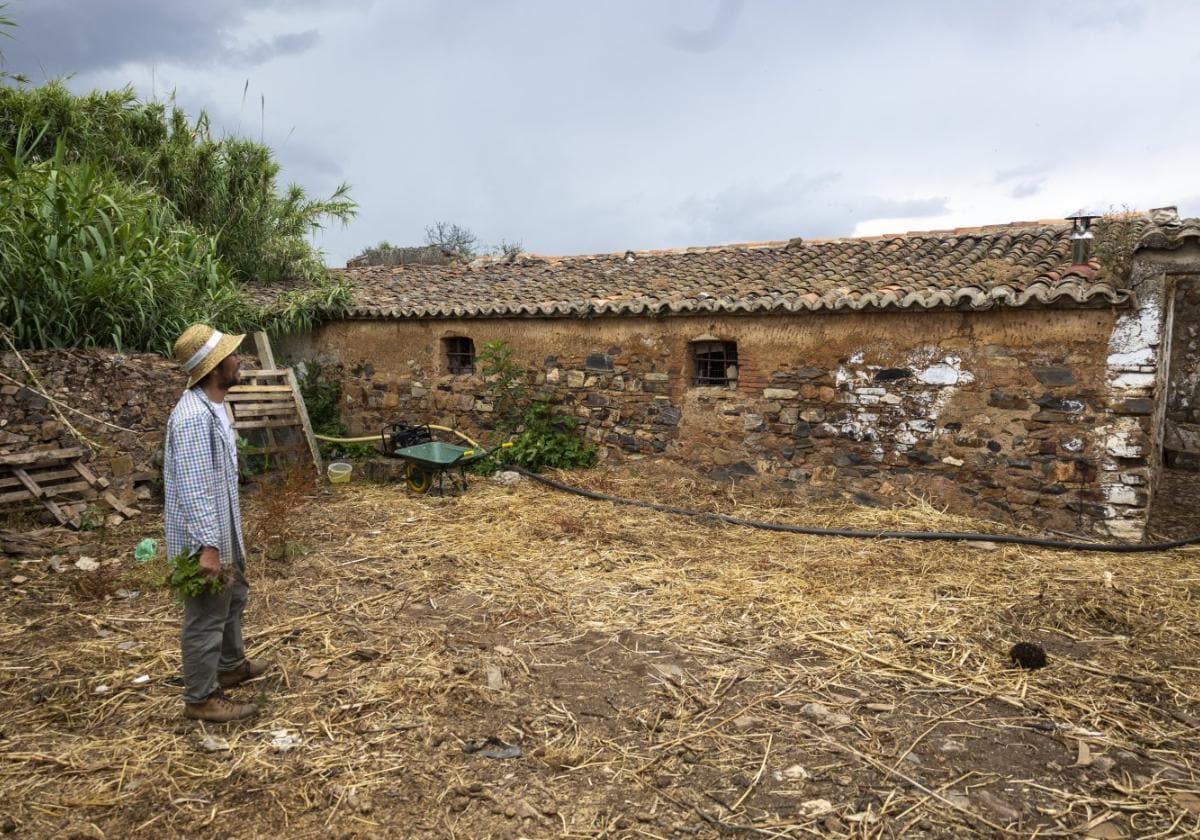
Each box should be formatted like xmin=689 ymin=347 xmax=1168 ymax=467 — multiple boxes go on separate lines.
xmin=545 ymin=368 xmax=561 ymax=384
xmin=917 ymin=363 xmax=960 ymax=385
xmin=1120 ymin=471 xmax=1146 ymax=486
xmin=1106 ymin=432 xmax=1143 ymax=459
xmin=1108 ymin=299 xmax=1162 ymax=358
xmin=881 ymin=393 xmax=903 ymax=405
xmin=1107 ymin=348 xmax=1155 ymax=366
xmin=1062 ymin=438 xmax=1083 ymax=452
xmin=1103 ymin=484 xmax=1139 ymax=505
xmin=857 ymin=387 xmax=886 ymax=396
xmin=849 ymin=351 xmax=865 ymax=364
xmin=942 ymin=456 xmax=965 ymax=467
xmin=907 ymin=419 xmax=935 ymax=433
xmin=1109 ymin=372 xmax=1155 ymax=391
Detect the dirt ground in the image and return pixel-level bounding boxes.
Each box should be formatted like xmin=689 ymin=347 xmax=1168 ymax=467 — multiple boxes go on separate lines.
xmin=3 ymin=462 xmax=1200 ymax=839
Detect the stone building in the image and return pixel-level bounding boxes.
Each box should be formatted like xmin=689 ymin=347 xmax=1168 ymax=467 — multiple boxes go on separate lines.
xmin=270 ymin=208 xmax=1200 ymax=540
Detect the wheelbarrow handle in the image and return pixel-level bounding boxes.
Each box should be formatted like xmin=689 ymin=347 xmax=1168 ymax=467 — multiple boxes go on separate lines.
xmin=461 ymin=441 xmax=513 ymax=459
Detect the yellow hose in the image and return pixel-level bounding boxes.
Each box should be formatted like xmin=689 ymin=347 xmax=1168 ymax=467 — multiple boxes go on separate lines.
xmin=313 ymin=424 xmax=483 ymax=449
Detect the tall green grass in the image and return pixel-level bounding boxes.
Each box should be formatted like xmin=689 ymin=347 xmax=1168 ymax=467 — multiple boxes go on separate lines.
xmin=0 ymin=131 xmax=351 ymax=352
xmin=0 ymin=82 xmax=356 ymax=286
xmin=0 ymin=133 xmax=241 ymax=351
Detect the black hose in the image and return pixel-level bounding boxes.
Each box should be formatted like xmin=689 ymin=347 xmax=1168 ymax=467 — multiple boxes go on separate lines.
xmin=509 ymin=467 xmax=1200 ymax=554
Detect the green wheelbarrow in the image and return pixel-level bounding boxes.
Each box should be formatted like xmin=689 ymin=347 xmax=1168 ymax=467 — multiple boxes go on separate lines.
xmin=392 ymin=440 xmax=513 ymax=494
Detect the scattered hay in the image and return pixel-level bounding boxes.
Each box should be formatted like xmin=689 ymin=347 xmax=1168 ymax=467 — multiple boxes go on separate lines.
xmin=1 ymin=460 xmax=1199 ymax=838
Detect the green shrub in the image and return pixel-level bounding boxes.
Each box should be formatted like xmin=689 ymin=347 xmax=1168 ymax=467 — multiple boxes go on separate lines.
xmin=477 ymin=339 xmax=596 ymax=473
xmin=499 ymin=396 xmax=598 ymax=473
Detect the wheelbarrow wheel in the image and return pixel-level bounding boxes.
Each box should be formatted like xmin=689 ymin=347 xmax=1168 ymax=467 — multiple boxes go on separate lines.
xmin=406 ymin=463 xmax=433 ymax=494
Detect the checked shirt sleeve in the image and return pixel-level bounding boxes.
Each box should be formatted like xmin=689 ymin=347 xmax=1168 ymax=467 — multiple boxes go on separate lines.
xmin=166 ymin=411 xmax=223 ymax=557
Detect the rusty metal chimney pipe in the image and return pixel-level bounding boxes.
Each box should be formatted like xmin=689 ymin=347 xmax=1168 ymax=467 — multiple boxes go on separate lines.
xmin=1066 ymin=212 xmax=1100 ymax=265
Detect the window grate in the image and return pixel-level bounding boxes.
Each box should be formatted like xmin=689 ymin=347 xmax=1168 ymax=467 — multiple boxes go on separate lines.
xmin=444 ymin=336 xmax=475 ymax=375
xmin=692 ymin=340 xmax=738 ymax=387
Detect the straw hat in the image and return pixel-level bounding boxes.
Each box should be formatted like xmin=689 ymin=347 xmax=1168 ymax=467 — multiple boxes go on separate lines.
xmin=173 ymin=324 xmax=245 ymax=388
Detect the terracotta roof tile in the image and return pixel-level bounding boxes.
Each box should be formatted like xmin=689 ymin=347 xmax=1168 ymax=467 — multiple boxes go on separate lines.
xmin=256 ymin=216 xmax=1200 ymax=320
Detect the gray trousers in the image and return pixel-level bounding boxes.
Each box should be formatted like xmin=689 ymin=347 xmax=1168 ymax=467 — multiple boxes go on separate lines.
xmin=181 ymin=558 xmax=249 ymax=704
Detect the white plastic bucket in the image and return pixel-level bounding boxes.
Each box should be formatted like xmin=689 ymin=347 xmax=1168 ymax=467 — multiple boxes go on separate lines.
xmin=326 ymin=461 xmax=353 ymax=484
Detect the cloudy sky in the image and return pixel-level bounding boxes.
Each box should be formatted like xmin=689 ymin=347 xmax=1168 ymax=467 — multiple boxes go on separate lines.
xmin=3 ymin=1 xmax=1199 ymax=266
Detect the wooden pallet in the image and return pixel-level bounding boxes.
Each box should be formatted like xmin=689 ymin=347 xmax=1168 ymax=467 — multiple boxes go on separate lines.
xmin=225 ymin=333 xmax=321 ymax=473
xmin=0 ymin=447 xmax=138 ymax=527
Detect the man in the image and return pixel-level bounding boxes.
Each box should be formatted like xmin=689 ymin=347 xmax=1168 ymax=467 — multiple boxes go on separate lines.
xmin=164 ymin=324 xmax=269 ymax=722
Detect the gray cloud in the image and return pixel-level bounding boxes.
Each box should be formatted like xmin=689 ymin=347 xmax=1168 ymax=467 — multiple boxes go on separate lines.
xmin=1010 ymin=179 xmax=1046 ymax=199
xmin=995 ymin=164 xmax=1046 ymax=183
xmin=995 ymin=164 xmax=1048 ymax=200
xmin=0 ymin=0 xmax=337 ymax=78
xmin=676 ymin=174 xmax=948 ymax=244
xmin=1078 ymin=2 xmax=1147 ymax=32
xmin=664 ymin=0 xmax=744 ymax=53
xmin=230 ymin=30 xmax=321 ymax=68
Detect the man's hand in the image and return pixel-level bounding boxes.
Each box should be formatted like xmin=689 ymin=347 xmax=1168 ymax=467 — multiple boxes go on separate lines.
xmin=198 ymin=546 xmax=221 ymax=577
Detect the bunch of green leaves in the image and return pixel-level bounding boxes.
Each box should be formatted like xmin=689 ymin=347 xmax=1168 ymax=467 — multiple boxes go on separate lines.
xmin=164 ymin=551 xmax=224 ymax=603
xmin=0 ymin=81 xmax=356 ymax=286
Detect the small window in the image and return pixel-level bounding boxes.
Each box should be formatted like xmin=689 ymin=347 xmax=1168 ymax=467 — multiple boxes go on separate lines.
xmin=692 ymin=340 xmax=738 ymax=387
xmin=443 ymin=336 xmax=475 ymax=374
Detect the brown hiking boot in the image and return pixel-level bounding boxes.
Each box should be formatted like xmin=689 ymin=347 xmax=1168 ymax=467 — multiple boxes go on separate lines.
xmin=218 ymin=658 xmax=270 ymax=689
xmin=184 ymin=690 xmax=256 ymax=723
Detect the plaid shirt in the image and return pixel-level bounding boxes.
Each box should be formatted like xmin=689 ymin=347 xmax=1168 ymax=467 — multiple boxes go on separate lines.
xmin=163 ymin=387 xmax=246 ymax=566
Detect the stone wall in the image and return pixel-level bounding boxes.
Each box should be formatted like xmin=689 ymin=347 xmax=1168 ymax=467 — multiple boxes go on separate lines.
xmin=1163 ymin=277 xmax=1200 ymax=469
xmin=276 ymin=304 xmax=1151 ymax=537
xmin=0 ymin=350 xmax=185 ymax=519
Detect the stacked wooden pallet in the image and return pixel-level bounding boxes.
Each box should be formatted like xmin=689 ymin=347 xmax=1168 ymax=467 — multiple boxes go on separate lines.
xmin=0 ymin=447 xmax=137 ymax=527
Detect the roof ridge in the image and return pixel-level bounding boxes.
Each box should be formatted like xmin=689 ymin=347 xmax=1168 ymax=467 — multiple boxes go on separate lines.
xmin=513 ymin=219 xmax=1071 ymax=263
